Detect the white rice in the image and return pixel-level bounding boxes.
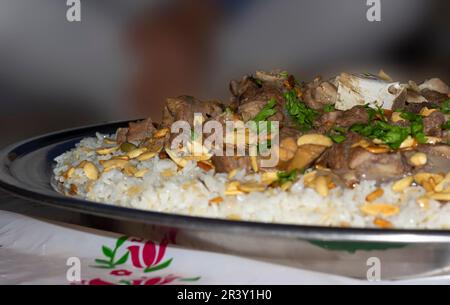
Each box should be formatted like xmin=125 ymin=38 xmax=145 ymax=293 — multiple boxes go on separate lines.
xmin=53 ymin=133 xmax=450 ymax=229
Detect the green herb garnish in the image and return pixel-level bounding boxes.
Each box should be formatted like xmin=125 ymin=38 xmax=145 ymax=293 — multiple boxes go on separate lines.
xmin=252 ymin=98 xmax=277 ymax=123
xmin=365 ymin=104 xmax=387 ymax=122
xmin=350 ymin=121 xmax=410 ymax=149
xmin=328 ymin=126 xmax=347 ymax=143
xmin=323 ymin=104 xmax=336 ymax=113
xmin=399 ymin=111 xmax=427 ymax=144
xmin=277 ymin=170 xmax=298 ymax=185
xmin=441 ymin=99 xmax=450 ymax=115
xmin=443 ymin=120 xmax=450 ymax=131
xmin=284 ymin=90 xmax=319 ymax=131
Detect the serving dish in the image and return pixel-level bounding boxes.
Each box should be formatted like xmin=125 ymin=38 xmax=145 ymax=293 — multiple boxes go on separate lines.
xmin=1 ymin=121 xmax=450 ymax=279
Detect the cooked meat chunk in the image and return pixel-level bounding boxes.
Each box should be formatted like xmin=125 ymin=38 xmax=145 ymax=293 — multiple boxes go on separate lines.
xmin=335 ymin=106 xmax=369 ymax=127
xmin=423 ymin=111 xmax=446 ymax=137
xmin=419 ymin=78 xmax=450 ymax=95
xmin=318 ymin=132 xmax=410 ymax=182
xmin=162 ymin=96 xmax=224 ymax=127
xmin=348 ymin=148 xmax=410 ymax=182
xmin=411 ymin=144 xmax=450 ymax=173
xmin=421 ymin=89 xmax=449 ymax=104
xmin=302 ymin=78 xmax=337 ymax=111
xmin=313 ymin=111 xmax=342 ymax=133
xmin=211 ymin=155 xmax=251 ymax=173
xmin=116 ymin=118 xmax=156 ymax=143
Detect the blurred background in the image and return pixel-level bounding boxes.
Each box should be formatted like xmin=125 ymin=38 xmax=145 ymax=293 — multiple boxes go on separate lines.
xmin=0 ymin=0 xmax=449 ymax=147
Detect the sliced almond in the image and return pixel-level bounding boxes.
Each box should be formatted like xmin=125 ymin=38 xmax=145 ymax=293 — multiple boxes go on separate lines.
xmin=100 ymin=159 xmax=129 ymax=171
xmin=209 ymin=196 xmax=224 ymax=205
xmin=137 ymin=151 xmax=157 ymax=162
xmin=428 ymin=193 xmax=450 ymax=202
xmin=103 ymin=138 xmax=116 ymax=145
xmin=409 ymin=152 xmax=427 ymax=167
xmin=238 ymin=182 xmax=267 ymax=193
xmin=127 ymin=147 xmax=148 ymax=159
xmin=83 ymin=162 xmax=99 ymax=180
xmin=366 ymin=188 xmax=384 ymax=202
xmin=250 ymin=156 xmax=259 ymax=173
xmin=360 ymin=203 xmax=400 ymax=217
xmin=364 ymin=145 xmax=391 ymax=154
xmin=314 ymin=176 xmax=329 ymax=197
xmin=280 ymin=181 xmax=293 ymax=192
xmin=414 ymin=173 xmax=444 ymax=185
xmin=425 ymin=137 xmax=442 ymax=145
xmin=225 ymin=181 xmax=244 ymax=196
xmin=134 ymin=169 xmax=149 ymax=178
xmin=373 ymin=218 xmax=393 ymax=229
xmin=391 ymin=112 xmax=405 ymax=123
xmin=165 ymin=148 xmax=188 ymax=168
xmin=419 ymin=107 xmax=437 ymax=117
xmin=96 ymin=146 xmax=119 ymax=155
xmin=123 ymin=165 xmax=138 ymax=176
xmin=297 ymin=134 xmax=333 ymax=148
xmin=63 ymin=167 xmax=75 ymax=179
xmin=197 ymin=160 xmax=214 ymax=172
xmin=399 ymin=136 xmax=417 ymax=150
xmin=262 ymin=172 xmax=279 ymax=185
xmin=352 ymin=140 xmax=370 ymax=148
xmin=303 ymin=171 xmax=318 ymax=186
xmin=227 ymin=169 xmax=238 ymax=180
xmin=153 ymin=128 xmax=170 ymax=139
xmin=392 ymin=176 xmax=414 ymax=193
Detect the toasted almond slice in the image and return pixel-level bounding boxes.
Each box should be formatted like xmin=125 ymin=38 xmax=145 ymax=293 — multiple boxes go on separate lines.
xmin=103 ymin=138 xmax=116 ymax=145
xmin=123 ymin=165 xmax=138 ymax=176
xmin=303 ymin=171 xmax=318 ymax=186
xmin=83 ymin=162 xmax=99 ymax=180
xmin=227 ymin=169 xmax=238 ymax=180
xmin=280 ymin=181 xmax=293 ymax=192
xmin=165 ymin=148 xmax=188 ymax=168
xmin=112 ymin=155 xmax=130 ymax=161
xmin=373 ymin=218 xmax=393 ymax=229
xmin=209 ymin=196 xmax=224 ymax=205
xmin=392 ymin=176 xmax=414 ymax=193
xmin=419 ymin=107 xmax=437 ymax=117
xmin=197 ymin=160 xmax=214 ymax=172
xmin=225 ymin=181 xmax=244 ymax=196
xmin=262 ymin=172 xmax=279 ymax=185
xmin=434 ymin=173 xmax=450 ymax=192
xmin=238 ymin=182 xmax=267 ymax=193
xmin=297 ymin=134 xmax=333 ymax=147
xmin=250 ymin=156 xmax=259 ymax=173
xmin=352 ymin=140 xmax=370 ymax=148
xmin=399 ymin=136 xmax=417 ymax=150
xmin=101 ymin=159 xmax=129 ymax=171
xmin=63 ymin=167 xmax=75 ymax=179
xmin=314 ymin=176 xmax=329 ymax=197
xmin=409 ymin=153 xmax=427 ymax=167
xmin=391 ymin=112 xmax=405 ymax=123
xmin=133 ymin=169 xmax=149 ymax=178
xmin=360 ymin=203 xmax=400 ymax=217
xmin=69 ymin=184 xmax=78 ymax=195
xmin=428 ymin=193 xmax=450 ymax=202
xmin=137 ymin=152 xmax=157 ymax=161
xmin=366 ymin=188 xmax=384 ymax=202
xmin=414 ymin=173 xmax=444 ymax=185
xmin=365 ymin=146 xmax=391 ymax=154
xmin=425 ymin=137 xmax=442 ymax=145
xmin=96 ymin=146 xmax=119 ymax=155
xmin=127 ymin=147 xmax=148 ymax=159
xmin=153 ymin=128 xmax=170 ymax=139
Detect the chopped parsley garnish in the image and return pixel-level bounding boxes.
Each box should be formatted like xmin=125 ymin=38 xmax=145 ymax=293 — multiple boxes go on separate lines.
xmin=441 ymin=99 xmax=450 ymax=114
xmin=284 ymin=90 xmax=319 ymax=131
xmin=328 ymin=126 xmax=347 ymax=143
xmin=365 ymin=104 xmax=387 ymax=122
xmin=350 ymin=121 xmax=410 ymax=149
xmin=443 ymin=120 xmax=450 ymax=131
xmin=399 ymin=111 xmax=427 ymax=144
xmin=323 ymin=104 xmax=336 ymax=113
xmin=252 ymin=98 xmax=277 ymax=123
xmin=277 ymin=170 xmax=298 ymax=185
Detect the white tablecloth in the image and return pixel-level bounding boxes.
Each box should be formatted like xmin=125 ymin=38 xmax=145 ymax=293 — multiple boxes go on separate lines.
xmin=0 ymin=210 xmax=449 ymax=285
